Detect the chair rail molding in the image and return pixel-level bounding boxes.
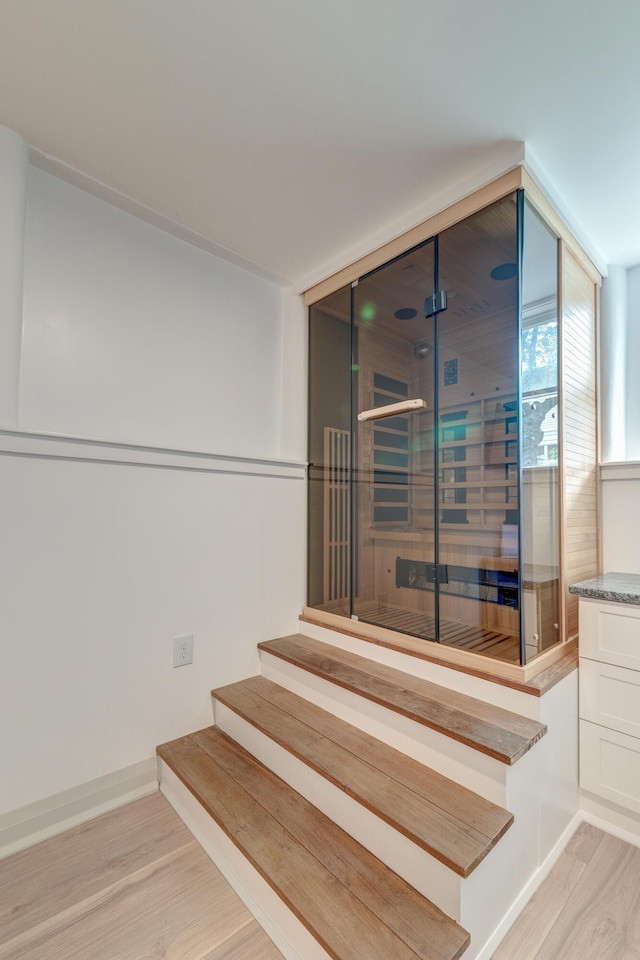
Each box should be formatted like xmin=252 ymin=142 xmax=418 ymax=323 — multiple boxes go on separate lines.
xmin=0 ymin=426 xmax=307 ymax=479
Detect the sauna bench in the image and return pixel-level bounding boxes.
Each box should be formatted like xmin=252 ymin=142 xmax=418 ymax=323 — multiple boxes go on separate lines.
xmin=370 ymin=528 xmax=559 ymax=653
xmin=370 ymin=528 xmax=557 ymax=589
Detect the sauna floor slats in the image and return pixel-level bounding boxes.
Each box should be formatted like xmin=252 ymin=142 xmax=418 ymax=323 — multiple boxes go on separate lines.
xmin=353 ymin=601 xmax=520 ymax=664
xmin=157 ymin=728 xmax=470 ymax=960
xmin=259 ymin=634 xmax=546 ymax=764
xmin=213 ymin=675 xmax=513 ymax=877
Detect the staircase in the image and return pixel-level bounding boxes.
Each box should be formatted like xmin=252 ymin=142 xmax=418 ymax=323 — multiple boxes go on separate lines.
xmin=157 ymin=626 xmax=570 ymax=960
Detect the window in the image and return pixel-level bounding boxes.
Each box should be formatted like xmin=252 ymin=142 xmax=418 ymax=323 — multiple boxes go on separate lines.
xmin=522 ymin=300 xmax=558 ymax=467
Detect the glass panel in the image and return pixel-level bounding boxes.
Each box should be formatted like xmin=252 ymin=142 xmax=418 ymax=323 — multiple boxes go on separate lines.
xmin=352 ymin=241 xmax=437 ymax=640
xmin=521 ymin=200 xmax=560 ymax=663
xmin=308 ymin=285 xmax=352 ymax=616
xmin=436 ymin=195 xmax=521 ymax=664
xmin=307 ymin=191 xmax=560 ymax=669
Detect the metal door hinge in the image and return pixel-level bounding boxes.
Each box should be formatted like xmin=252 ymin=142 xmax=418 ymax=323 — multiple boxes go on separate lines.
xmin=425 ymin=290 xmax=448 ymax=318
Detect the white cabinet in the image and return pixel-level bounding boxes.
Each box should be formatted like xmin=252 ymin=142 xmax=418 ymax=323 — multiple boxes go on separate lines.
xmin=580 ymin=720 xmax=640 ymax=815
xmin=580 ymin=657 xmax=640 ymax=738
xmin=578 ymin=596 xmax=640 ymax=814
xmin=580 ymin=598 xmax=640 ymax=670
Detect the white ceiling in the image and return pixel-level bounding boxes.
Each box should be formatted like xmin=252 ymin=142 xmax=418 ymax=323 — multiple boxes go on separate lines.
xmin=1 ymin=0 xmax=639 ymax=287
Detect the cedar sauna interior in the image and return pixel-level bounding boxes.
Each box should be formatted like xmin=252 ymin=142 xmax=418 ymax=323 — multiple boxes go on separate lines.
xmin=307 ymin=178 xmax=600 ymax=676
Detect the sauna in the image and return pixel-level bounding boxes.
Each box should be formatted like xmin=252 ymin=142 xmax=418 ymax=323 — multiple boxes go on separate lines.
xmin=305 ymin=173 xmax=600 ymax=677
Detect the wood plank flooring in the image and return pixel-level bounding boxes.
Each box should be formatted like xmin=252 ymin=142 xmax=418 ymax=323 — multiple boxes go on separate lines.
xmin=259 ymin=634 xmax=546 ymax=764
xmin=2 ymin=795 xmax=639 ymax=960
xmin=493 ymin=822 xmax=640 ymax=960
xmin=0 ymin=792 xmax=283 ymax=960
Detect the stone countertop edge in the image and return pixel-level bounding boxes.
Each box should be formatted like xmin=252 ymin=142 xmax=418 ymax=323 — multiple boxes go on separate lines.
xmin=569 ymin=572 xmax=640 ymax=605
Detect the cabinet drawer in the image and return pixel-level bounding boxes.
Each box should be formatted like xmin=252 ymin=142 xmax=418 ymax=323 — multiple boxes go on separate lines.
xmin=580 ymin=719 xmax=640 ymax=815
xmin=579 ymin=598 xmax=640 ymax=670
xmin=580 ymin=658 xmax=640 ymax=737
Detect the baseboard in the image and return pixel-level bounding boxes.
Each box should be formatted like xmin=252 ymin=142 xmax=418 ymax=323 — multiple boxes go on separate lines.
xmin=473 ymin=811 xmax=583 ymax=960
xmin=0 ymin=757 xmax=158 ymax=859
xmin=580 ymin=792 xmax=640 ymax=847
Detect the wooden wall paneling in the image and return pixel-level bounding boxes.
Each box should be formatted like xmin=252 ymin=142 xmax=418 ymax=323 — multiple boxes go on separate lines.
xmin=595 ymin=285 xmax=603 ymax=566
xmin=560 ymin=242 xmax=599 ymax=641
xmin=374 ymin=541 xmax=436 ymax=614
xmin=557 ymin=240 xmax=567 ymax=646
xmin=355 ymin=327 xmax=416 ymax=611
xmin=437 ymin=308 xmax=517 ymax=409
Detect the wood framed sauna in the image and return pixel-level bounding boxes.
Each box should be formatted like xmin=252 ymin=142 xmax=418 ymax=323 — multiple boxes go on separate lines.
xmin=305 ymin=169 xmax=600 ymax=681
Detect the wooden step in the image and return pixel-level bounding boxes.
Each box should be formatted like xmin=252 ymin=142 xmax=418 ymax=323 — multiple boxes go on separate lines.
xmin=258 ymin=634 xmax=546 ymax=764
xmin=213 ymin=675 xmax=514 ymax=878
xmin=157 ymin=727 xmax=470 ymax=960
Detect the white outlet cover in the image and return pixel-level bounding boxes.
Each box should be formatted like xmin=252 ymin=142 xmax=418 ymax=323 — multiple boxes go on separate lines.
xmin=173 ymin=633 xmax=194 ymax=668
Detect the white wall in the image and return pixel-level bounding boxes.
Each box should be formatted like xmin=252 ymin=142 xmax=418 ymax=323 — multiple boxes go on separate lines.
xmin=601 ymin=468 xmax=640 ymax=574
xmin=0 ymin=141 xmax=308 ymax=819
xmin=600 ymin=261 xmax=640 ymax=464
xmin=19 ymin=168 xmax=286 ymax=458
xmin=599 ymin=265 xmax=627 ymax=463
xmin=0 ymin=452 xmax=305 ymax=814
xmin=0 ymin=127 xmax=27 ymax=426
xmin=598 ymin=265 xmax=640 ymax=577
xmin=625 ymin=265 xmax=640 ymax=463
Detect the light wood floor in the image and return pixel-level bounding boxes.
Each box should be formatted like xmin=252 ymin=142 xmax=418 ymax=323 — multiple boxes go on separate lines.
xmin=493 ymin=821 xmax=640 ymax=959
xmin=1 ymin=794 xmax=639 ymax=960
xmin=0 ymin=791 xmax=284 ymax=960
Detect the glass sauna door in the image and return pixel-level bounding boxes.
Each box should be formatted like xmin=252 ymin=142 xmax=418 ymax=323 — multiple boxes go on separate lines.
xmin=351 ymin=196 xmax=522 ymax=658
xmin=435 ymin=196 xmax=521 ymax=662
xmin=307 ymin=190 xmax=560 ymax=666
xmin=351 ymin=241 xmax=439 ymax=639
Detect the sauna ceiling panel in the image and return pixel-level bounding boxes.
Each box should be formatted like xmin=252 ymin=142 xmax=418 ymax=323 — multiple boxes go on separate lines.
xmin=354 ymin=197 xmax=518 ymax=345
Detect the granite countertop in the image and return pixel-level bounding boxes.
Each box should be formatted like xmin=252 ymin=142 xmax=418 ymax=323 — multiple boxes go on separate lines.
xmin=569 ymin=572 xmax=640 ymax=605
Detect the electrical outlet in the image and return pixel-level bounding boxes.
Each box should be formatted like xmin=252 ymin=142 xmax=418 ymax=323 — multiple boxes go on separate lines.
xmin=173 ymin=633 xmax=194 ymax=668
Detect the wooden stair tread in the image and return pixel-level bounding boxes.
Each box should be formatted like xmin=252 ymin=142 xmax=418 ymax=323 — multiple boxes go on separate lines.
xmin=259 ymin=634 xmax=546 ymax=764
xmin=158 ymin=728 xmax=470 ymax=960
xmin=214 ymin=675 xmax=513 ymax=877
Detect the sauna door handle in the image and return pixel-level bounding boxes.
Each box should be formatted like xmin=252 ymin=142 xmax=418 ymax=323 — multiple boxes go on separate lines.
xmin=357 ymin=398 xmax=427 ymax=422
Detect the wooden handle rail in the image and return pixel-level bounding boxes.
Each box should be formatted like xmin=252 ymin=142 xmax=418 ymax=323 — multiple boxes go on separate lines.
xmin=357 ymin=398 xmax=427 ymax=422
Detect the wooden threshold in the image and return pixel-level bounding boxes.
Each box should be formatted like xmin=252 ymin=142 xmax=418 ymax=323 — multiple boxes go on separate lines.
xmin=213 ymin=676 xmax=513 ymax=878
xmin=157 ymin=728 xmax=470 ymax=960
xmin=301 ymin=607 xmax=578 ymax=695
xmin=259 ymin=635 xmax=546 ymax=765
